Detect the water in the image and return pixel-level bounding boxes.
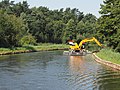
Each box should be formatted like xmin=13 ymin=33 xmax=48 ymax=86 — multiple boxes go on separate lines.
xmin=0 ymin=51 xmax=120 ymax=90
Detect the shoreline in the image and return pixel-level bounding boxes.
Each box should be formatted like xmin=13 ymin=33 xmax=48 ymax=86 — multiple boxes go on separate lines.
xmin=0 ymin=44 xmax=69 ymax=56
xmin=0 ymin=48 xmax=68 ymax=55
xmin=93 ymin=53 xmax=120 ymax=70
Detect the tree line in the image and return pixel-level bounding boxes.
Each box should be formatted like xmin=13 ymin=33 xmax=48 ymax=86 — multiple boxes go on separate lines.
xmin=0 ymin=0 xmax=120 ymax=52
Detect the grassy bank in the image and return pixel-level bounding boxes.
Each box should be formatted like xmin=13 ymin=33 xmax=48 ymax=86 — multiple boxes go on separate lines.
xmin=96 ymin=49 xmax=120 ymax=64
xmin=0 ymin=43 xmax=69 ymax=55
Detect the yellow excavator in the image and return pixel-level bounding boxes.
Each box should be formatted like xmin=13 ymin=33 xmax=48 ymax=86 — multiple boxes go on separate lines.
xmin=64 ymin=37 xmax=102 ymax=56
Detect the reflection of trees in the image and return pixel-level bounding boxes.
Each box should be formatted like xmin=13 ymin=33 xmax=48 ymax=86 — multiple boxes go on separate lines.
xmin=95 ymin=68 xmax=120 ymax=90
xmin=0 ymin=51 xmax=54 ymax=73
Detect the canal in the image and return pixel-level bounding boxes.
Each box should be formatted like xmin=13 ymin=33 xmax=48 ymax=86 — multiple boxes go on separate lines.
xmin=0 ymin=51 xmax=120 ymax=90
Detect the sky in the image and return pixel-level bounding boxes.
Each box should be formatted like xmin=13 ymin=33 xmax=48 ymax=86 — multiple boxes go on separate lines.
xmin=1 ymin=0 xmax=103 ymax=18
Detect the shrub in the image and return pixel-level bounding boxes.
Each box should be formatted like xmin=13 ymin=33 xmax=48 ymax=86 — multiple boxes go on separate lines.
xmin=20 ymin=34 xmax=37 ymax=46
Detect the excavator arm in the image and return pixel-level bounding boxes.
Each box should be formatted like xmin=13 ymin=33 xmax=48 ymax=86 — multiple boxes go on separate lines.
xmin=79 ymin=37 xmax=102 ymax=49
xmin=92 ymin=37 xmax=102 ymax=47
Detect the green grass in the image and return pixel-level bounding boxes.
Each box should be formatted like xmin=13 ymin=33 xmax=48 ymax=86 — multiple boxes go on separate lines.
xmin=96 ymin=49 xmax=120 ymax=64
xmin=30 ymin=43 xmax=69 ymax=50
xmin=0 ymin=43 xmax=69 ymax=55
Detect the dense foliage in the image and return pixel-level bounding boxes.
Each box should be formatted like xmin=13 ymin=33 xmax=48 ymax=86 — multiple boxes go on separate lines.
xmin=0 ymin=0 xmax=120 ymax=53
xmin=97 ymin=0 xmax=120 ymax=52
xmin=0 ymin=0 xmax=97 ymax=47
xmin=0 ymin=10 xmax=27 ymax=47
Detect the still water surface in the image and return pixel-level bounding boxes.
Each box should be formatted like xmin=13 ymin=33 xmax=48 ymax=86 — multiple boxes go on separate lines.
xmin=0 ymin=51 xmax=120 ymax=90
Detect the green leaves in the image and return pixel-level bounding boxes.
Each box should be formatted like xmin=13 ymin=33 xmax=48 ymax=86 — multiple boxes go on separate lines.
xmin=98 ymin=0 xmax=120 ymax=52
xmin=0 ymin=0 xmax=99 ymax=48
xmin=0 ymin=10 xmax=27 ymax=47
xmin=20 ymin=34 xmax=36 ymax=45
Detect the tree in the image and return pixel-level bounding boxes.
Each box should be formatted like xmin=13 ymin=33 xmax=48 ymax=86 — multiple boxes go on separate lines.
xmin=20 ymin=34 xmax=36 ymax=45
xmin=76 ymin=14 xmax=97 ymax=38
xmin=52 ymin=21 xmax=65 ymax=43
xmin=98 ymin=0 xmax=120 ymax=51
xmin=11 ymin=1 xmax=31 ymax=16
xmin=0 ymin=10 xmax=27 ymax=47
xmin=62 ymin=19 xmax=77 ymax=43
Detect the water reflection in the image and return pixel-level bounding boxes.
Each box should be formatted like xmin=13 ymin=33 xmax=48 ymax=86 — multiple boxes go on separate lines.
xmin=68 ymin=56 xmax=97 ymax=89
xmin=0 ymin=51 xmax=120 ymax=90
xmin=68 ymin=55 xmax=120 ymax=90
xmin=69 ymin=56 xmax=85 ymax=73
